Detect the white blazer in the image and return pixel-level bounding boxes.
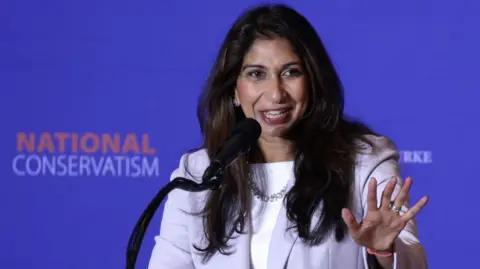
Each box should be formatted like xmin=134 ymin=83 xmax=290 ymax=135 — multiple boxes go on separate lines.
xmin=147 ymin=135 xmax=428 ymax=269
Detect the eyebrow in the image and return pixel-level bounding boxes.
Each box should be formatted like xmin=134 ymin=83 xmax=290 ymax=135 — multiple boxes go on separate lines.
xmin=241 ymin=61 xmax=301 ymax=71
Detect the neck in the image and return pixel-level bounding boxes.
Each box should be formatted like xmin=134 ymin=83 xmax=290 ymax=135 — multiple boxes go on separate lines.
xmin=250 ymin=137 xmax=295 ymax=163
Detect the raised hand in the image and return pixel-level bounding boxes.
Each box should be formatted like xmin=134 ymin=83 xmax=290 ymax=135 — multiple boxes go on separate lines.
xmin=341 ymin=176 xmax=429 ymax=252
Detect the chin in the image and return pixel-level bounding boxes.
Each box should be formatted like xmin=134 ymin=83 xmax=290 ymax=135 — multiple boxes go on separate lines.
xmin=259 ymin=123 xmax=294 ymax=139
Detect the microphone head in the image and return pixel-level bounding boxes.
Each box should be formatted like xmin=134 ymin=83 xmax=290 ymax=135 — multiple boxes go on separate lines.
xmin=233 ymin=118 xmax=262 ymax=142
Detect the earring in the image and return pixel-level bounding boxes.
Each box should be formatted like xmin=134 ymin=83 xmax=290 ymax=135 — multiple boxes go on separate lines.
xmin=232 ymin=98 xmax=240 ymax=107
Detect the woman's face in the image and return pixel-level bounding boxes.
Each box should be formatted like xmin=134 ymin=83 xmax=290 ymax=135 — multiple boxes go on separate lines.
xmin=235 ymin=38 xmax=308 ymax=139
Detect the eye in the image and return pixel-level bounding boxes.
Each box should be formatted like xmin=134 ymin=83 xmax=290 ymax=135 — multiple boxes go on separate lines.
xmin=282 ymin=68 xmax=303 ymax=77
xmin=247 ymin=70 xmax=266 ymax=79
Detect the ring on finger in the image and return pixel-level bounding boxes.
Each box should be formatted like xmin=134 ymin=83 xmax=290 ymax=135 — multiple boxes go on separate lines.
xmin=390 ymin=201 xmax=402 ymax=213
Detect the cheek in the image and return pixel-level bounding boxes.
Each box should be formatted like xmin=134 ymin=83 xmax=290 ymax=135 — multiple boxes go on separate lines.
xmin=288 ymin=80 xmax=308 ymax=109
xmin=235 ymin=81 xmax=259 ymax=117
xmin=236 ymin=80 xmax=260 ymax=104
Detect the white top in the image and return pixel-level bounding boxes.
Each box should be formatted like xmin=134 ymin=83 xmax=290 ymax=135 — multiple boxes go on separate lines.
xmin=249 ymin=161 xmax=294 ymax=269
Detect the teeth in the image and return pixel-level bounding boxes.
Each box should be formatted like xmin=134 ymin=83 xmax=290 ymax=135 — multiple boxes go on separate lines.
xmin=264 ymin=109 xmax=288 ymax=119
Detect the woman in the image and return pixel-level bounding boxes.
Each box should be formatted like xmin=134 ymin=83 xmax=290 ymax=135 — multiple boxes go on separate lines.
xmin=148 ymin=4 xmax=428 ymax=269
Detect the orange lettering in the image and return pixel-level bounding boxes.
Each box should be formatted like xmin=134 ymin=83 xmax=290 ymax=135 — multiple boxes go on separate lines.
xmin=37 ymin=132 xmax=55 ymax=153
xmin=54 ymin=132 xmax=70 ymax=153
xmin=16 ymin=131 xmax=157 ymax=155
xmin=17 ymin=132 xmax=35 ymax=152
xmin=80 ymin=133 xmax=99 ymax=153
xmin=102 ymin=133 xmax=120 ymax=153
xmin=142 ymin=134 xmax=156 ymax=155
xmin=72 ymin=133 xmax=79 ymax=152
xmin=122 ymin=133 xmax=140 ymax=153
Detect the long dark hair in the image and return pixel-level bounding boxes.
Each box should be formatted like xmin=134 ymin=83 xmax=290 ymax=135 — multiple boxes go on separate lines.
xmin=191 ymin=3 xmax=377 ymax=262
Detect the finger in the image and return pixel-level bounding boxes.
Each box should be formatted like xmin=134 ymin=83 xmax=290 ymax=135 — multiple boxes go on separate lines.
xmin=380 ymin=176 xmax=398 ymax=210
xmin=342 ymin=208 xmax=361 ymax=237
xmin=366 ymin=178 xmax=378 ymax=211
xmin=401 ymin=196 xmax=429 ymax=221
xmin=393 ymin=176 xmax=413 ymax=208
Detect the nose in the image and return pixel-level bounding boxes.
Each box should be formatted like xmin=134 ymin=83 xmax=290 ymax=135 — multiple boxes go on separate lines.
xmin=265 ymin=79 xmax=286 ymax=103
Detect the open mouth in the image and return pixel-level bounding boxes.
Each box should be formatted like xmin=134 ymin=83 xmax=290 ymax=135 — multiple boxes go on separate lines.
xmin=260 ymin=108 xmax=292 ymax=125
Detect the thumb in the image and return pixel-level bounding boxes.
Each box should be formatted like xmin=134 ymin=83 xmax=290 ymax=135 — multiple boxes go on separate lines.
xmin=342 ymin=208 xmax=360 ymax=237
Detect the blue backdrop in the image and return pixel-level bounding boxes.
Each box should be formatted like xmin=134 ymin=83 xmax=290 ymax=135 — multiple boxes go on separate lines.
xmin=1 ymin=0 xmax=478 ymax=268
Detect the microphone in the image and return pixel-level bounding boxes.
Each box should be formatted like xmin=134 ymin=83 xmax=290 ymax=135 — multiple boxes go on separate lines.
xmin=202 ymin=118 xmax=261 ymax=182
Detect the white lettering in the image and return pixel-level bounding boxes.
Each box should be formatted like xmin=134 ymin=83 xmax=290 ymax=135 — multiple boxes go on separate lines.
xmin=399 ymin=151 xmax=433 ymax=164
xmin=43 ymin=156 xmax=55 ymax=175
xmin=12 ymin=154 xmax=160 ymax=177
xmin=79 ymin=155 xmax=91 ymax=176
xmin=130 ymin=156 xmax=141 ymax=177
xmin=12 ymin=154 xmax=26 ymax=176
xmin=103 ymin=157 xmax=116 ymax=176
xmin=91 ymin=156 xmax=104 ymax=175
xmin=423 ymin=151 xmax=433 ymax=163
xmin=26 ymin=155 xmax=41 ymax=175
xmin=143 ymin=156 xmax=159 ymax=177
xmin=68 ymin=155 xmax=78 ymax=176
xmin=57 ymin=155 xmax=67 ymax=176
xmin=113 ymin=156 xmax=125 ymax=175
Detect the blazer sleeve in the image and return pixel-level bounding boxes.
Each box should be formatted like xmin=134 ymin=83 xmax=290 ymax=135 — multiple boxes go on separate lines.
xmin=359 ymin=138 xmax=428 ymax=269
xmin=148 ymin=154 xmax=195 ymax=269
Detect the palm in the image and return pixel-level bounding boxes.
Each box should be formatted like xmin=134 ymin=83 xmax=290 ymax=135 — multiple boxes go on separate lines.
xmin=349 ymin=207 xmax=405 ymax=251
xmin=342 ymin=176 xmax=428 ymax=252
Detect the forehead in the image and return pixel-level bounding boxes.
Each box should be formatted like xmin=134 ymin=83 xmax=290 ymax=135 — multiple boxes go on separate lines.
xmin=242 ymin=38 xmax=299 ymax=65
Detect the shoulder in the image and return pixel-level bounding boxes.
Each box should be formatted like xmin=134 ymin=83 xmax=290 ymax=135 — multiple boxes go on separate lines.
xmin=171 ymin=148 xmax=210 ymax=184
xmin=353 ymin=134 xmax=401 ymax=186
xmin=354 ymin=134 xmax=400 ymax=168
xmin=164 ymin=148 xmax=211 ymax=213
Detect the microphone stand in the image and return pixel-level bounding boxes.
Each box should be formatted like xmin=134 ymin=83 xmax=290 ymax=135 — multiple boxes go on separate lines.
xmin=125 ymin=175 xmax=222 ymax=269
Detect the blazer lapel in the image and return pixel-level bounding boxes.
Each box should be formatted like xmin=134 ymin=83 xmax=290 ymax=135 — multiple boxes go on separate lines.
xmin=266 ymin=181 xmax=299 ymax=269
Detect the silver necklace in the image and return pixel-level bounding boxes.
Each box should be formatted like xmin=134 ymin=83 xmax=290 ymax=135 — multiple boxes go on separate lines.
xmin=247 ymin=175 xmax=288 ymax=202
